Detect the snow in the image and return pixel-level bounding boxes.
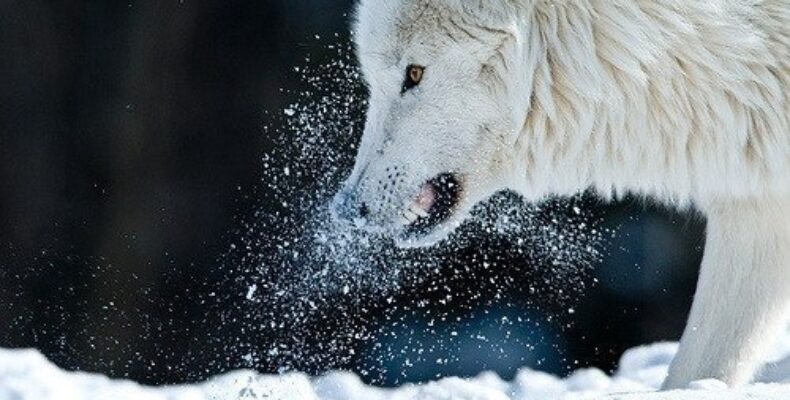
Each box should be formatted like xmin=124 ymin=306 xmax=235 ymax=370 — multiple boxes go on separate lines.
xmin=1 ymin=327 xmax=789 ymax=400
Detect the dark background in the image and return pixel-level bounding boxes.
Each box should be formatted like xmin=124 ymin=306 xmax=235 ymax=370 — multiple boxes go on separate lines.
xmin=0 ymin=0 xmax=705 ymax=386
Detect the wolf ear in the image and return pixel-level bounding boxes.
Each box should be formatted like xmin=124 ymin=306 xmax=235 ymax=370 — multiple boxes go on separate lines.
xmin=443 ymin=0 xmax=522 ymax=27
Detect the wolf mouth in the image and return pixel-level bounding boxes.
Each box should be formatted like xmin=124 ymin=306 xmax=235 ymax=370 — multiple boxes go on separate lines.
xmin=400 ymin=173 xmax=461 ymax=238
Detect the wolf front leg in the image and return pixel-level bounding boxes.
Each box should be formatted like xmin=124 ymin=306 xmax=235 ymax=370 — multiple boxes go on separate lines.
xmin=662 ymin=197 xmax=790 ymax=390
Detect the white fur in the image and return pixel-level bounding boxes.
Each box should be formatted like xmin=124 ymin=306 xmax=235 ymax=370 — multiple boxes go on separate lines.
xmin=340 ymin=0 xmax=790 ymax=389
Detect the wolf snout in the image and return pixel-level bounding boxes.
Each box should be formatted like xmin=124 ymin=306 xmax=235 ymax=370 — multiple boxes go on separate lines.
xmin=330 ymin=189 xmax=370 ymax=225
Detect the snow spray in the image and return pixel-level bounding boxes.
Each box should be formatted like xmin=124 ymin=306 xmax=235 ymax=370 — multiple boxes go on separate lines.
xmin=220 ymin=37 xmax=609 ymax=383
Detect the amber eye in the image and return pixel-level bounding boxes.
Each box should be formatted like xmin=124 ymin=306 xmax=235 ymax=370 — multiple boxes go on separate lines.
xmin=402 ymin=64 xmax=424 ymax=93
xmin=408 ymin=65 xmax=424 ymax=84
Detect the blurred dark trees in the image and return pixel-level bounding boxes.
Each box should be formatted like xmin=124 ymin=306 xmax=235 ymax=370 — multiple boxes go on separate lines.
xmin=0 ymin=0 xmax=705 ymax=386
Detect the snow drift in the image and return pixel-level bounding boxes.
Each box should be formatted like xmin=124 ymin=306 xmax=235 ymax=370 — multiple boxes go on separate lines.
xmin=1 ymin=326 xmax=788 ymax=400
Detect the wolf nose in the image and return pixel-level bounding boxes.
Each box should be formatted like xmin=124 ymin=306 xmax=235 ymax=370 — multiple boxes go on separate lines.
xmin=331 ymin=190 xmax=369 ymax=224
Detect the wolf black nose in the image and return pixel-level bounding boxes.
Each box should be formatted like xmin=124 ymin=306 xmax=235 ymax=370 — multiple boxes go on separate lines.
xmin=331 ymin=190 xmax=368 ymax=223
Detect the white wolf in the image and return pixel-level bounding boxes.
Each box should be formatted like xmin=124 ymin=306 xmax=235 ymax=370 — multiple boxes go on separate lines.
xmin=331 ymin=0 xmax=789 ymax=390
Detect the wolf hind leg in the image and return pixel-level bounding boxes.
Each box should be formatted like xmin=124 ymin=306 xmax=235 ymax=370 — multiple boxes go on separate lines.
xmin=662 ymin=197 xmax=790 ymax=389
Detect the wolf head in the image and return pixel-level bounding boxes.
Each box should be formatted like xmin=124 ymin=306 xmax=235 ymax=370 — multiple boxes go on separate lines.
xmin=333 ymin=0 xmax=536 ymax=247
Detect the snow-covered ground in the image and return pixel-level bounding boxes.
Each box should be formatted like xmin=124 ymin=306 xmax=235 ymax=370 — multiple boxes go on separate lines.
xmin=1 ymin=326 xmax=789 ymax=400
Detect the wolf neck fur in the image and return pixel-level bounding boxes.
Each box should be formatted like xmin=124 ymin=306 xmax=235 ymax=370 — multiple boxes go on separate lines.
xmin=512 ymin=1 xmax=788 ymax=205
